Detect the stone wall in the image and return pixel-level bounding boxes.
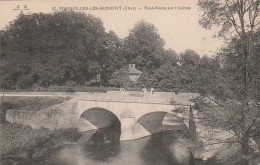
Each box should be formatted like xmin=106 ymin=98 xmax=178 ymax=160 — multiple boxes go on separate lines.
xmin=77 ymin=91 xmax=197 ymax=105
xmin=6 ymin=98 xmax=78 ymax=130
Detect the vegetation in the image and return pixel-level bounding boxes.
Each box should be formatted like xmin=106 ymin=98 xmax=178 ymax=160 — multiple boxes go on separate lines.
xmin=195 ymin=0 xmax=260 ymax=164
xmin=0 ymin=11 xmax=211 ymax=92
xmin=0 ymin=123 xmax=80 ymax=164
xmin=0 ymin=96 xmax=79 ymax=164
xmin=0 ymin=11 xmax=125 ymax=89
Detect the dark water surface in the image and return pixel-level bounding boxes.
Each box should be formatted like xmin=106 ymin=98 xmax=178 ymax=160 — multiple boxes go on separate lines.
xmin=45 ymin=125 xmax=196 ymax=165
xmin=8 ymin=123 xmax=223 ymax=165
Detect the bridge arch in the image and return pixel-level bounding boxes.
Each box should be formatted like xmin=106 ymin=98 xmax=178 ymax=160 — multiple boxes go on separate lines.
xmin=136 ymin=111 xmax=187 ymax=134
xmin=79 ymin=107 xmax=121 ymax=131
xmin=136 ymin=111 xmax=168 ymax=134
xmin=79 ymin=107 xmax=121 ymax=144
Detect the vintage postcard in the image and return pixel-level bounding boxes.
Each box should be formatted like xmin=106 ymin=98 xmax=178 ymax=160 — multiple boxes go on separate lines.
xmin=0 ymin=0 xmax=259 ymax=165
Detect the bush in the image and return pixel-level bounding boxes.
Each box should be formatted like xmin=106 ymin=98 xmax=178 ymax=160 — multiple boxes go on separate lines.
xmin=65 ymin=87 xmax=75 ymax=93
xmin=65 ymin=81 xmax=78 ymax=87
xmin=0 ymin=121 xmax=80 ymax=164
xmin=30 ymin=85 xmax=48 ymax=92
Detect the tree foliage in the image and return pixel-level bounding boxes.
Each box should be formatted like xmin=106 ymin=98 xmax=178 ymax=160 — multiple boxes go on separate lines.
xmin=197 ymin=1 xmax=260 ymax=164
xmin=108 ymin=67 xmax=133 ymax=88
xmin=198 ymin=0 xmax=260 ymax=38
xmin=0 ymin=12 xmax=127 ymax=89
xmin=0 ymin=12 xmax=208 ymax=92
xmin=122 ymin=20 xmax=165 ymax=72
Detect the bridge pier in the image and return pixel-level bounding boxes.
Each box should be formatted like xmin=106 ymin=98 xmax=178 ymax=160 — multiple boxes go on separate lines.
xmin=120 ymin=119 xmax=151 ymax=141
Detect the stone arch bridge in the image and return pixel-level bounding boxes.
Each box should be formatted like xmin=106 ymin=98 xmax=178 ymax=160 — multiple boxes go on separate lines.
xmin=6 ymin=92 xmax=197 ymax=141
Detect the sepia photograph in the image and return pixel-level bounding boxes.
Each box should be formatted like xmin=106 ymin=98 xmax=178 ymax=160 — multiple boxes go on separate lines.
xmin=0 ymin=0 xmax=259 ymax=164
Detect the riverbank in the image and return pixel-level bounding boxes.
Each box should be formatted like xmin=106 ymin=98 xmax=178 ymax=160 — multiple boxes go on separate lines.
xmin=193 ymin=108 xmax=260 ymax=165
xmin=0 ymin=122 xmax=80 ymax=164
xmin=0 ymin=96 xmax=78 ymax=164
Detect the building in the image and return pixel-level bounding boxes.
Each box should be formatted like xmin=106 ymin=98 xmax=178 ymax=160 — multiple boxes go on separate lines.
xmin=128 ymin=64 xmax=142 ymax=82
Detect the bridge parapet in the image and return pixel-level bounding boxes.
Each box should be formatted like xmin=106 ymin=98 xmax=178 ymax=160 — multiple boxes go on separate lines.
xmin=76 ymin=91 xmax=197 ymax=105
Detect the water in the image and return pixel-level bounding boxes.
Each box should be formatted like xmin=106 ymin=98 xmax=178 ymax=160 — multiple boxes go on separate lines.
xmin=48 ymin=124 xmax=195 ymax=165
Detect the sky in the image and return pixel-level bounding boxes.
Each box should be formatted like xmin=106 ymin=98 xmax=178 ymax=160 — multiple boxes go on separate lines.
xmin=0 ymin=0 xmax=224 ymax=56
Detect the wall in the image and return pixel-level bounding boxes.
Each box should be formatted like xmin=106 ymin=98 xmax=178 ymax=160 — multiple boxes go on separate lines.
xmin=129 ymin=73 xmax=141 ymax=82
xmin=76 ymin=91 xmax=197 ymax=105
xmin=6 ymin=98 xmax=78 ymax=130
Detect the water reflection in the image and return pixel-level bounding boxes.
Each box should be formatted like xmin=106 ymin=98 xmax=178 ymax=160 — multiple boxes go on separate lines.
xmin=141 ymin=131 xmax=195 ymax=165
xmin=55 ymin=125 xmax=195 ymax=165
xmin=81 ymin=127 xmax=121 ymax=161
xmin=88 ymin=128 xmax=120 ymax=146
xmin=79 ymin=117 xmax=121 ymax=149
xmin=140 ymin=133 xmax=176 ymax=165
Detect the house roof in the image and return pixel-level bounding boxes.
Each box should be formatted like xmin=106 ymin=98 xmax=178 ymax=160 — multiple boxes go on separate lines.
xmin=129 ymin=67 xmax=142 ymax=74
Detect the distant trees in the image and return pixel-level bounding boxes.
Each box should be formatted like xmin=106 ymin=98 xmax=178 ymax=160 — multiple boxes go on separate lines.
xmin=0 ymin=11 xmax=125 ymax=89
xmin=1 ymin=10 xmax=246 ymax=95
xmin=121 ymin=21 xmax=198 ymax=91
xmin=0 ymin=12 xmax=212 ymax=91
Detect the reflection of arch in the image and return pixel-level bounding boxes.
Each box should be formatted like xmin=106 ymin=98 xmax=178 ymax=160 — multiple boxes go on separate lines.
xmin=136 ymin=111 xmax=168 ymax=134
xmin=80 ymin=107 xmax=121 ymax=129
xmin=140 ymin=132 xmax=176 ymax=165
xmin=140 ymin=131 xmax=194 ymax=165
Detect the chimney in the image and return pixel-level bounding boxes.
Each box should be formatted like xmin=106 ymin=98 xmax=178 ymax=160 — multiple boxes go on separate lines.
xmin=129 ymin=64 xmax=135 ymax=69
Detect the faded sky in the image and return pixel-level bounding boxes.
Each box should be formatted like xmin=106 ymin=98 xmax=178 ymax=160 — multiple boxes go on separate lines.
xmin=0 ymin=0 xmax=224 ymax=56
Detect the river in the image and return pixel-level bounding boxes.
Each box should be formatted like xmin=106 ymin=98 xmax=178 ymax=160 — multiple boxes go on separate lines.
xmin=37 ymin=123 xmax=206 ymax=165
xmin=7 ymin=123 xmax=222 ymax=165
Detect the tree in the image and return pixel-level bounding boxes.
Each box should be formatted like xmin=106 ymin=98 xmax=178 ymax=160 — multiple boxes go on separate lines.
xmin=122 ymin=20 xmax=165 ymax=72
xmin=197 ymin=0 xmax=260 ymax=164
xmin=153 ymin=63 xmax=182 ymax=91
xmin=178 ymin=49 xmax=201 ymax=92
xmin=136 ymin=49 xmax=180 ymax=90
xmin=108 ymin=67 xmax=133 ymax=88
xmin=162 ymin=49 xmax=179 ymax=66
xmin=0 ymin=11 xmax=125 ymax=89
xmin=99 ymin=31 xmax=126 ymax=86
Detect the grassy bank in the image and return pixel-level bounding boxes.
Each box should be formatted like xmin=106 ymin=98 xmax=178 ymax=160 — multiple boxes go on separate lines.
xmin=0 ymin=122 xmax=80 ymax=164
